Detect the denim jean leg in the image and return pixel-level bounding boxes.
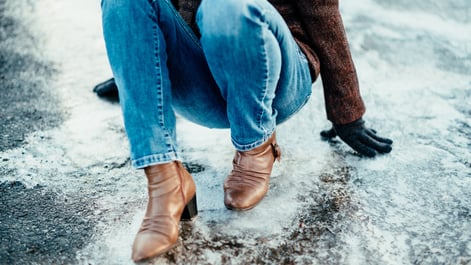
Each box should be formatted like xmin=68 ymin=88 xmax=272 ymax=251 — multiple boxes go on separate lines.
xmin=101 ymin=0 xmax=183 ymax=168
xmin=102 ymin=0 xmax=230 ymax=168
xmin=197 ymin=0 xmax=312 ymax=151
xmin=163 ymin=4 xmax=230 ymax=130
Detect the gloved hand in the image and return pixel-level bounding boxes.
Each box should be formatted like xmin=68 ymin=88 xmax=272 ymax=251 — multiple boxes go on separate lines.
xmin=320 ymin=118 xmax=393 ymax=157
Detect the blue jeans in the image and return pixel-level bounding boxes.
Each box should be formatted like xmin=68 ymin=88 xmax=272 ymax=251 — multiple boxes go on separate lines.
xmin=101 ymin=0 xmax=312 ymax=168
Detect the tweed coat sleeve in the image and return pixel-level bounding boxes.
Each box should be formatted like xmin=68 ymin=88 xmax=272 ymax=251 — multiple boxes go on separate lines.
xmin=293 ymin=0 xmax=365 ymax=125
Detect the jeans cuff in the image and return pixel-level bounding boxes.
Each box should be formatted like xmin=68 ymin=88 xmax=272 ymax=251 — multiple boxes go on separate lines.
xmin=132 ymin=152 xmax=182 ymax=169
xmin=231 ymin=129 xmax=275 ymax=151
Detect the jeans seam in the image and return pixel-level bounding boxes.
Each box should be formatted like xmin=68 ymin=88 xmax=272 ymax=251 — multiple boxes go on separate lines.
xmin=254 ymin=6 xmax=274 ymax=138
xmin=152 ymin=24 xmax=167 ymax=131
xmin=259 ymin=27 xmax=269 ymax=136
xmin=163 ymin=0 xmax=202 ymax=49
xmin=150 ymin=0 xmax=175 ymax=153
xmin=145 ymin=1 xmax=164 ymax=129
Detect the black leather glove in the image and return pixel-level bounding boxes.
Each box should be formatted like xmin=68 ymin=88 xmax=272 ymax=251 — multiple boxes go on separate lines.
xmin=321 ymin=118 xmax=393 ymax=157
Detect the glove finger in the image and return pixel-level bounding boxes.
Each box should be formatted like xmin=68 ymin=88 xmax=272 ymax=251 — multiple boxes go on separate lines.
xmin=320 ymin=127 xmax=337 ymax=139
xmin=366 ymin=129 xmax=393 ymax=145
xmin=347 ymin=138 xmax=377 ymax=157
xmin=361 ymin=133 xmax=392 ymax=153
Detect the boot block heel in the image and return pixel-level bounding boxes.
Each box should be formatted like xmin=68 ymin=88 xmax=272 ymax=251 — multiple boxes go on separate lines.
xmin=181 ymin=195 xmax=198 ymax=221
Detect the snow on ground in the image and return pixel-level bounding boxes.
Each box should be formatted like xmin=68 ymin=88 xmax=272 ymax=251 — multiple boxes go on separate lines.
xmin=0 ymin=0 xmax=470 ymax=264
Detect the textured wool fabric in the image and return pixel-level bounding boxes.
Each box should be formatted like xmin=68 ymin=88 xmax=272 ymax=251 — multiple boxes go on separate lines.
xmin=177 ymin=0 xmax=365 ymax=125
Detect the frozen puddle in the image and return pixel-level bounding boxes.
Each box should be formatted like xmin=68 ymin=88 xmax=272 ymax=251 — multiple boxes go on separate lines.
xmin=1 ymin=0 xmax=470 ymax=264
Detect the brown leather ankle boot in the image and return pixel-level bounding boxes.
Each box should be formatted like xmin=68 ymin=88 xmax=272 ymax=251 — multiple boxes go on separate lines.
xmin=224 ymin=132 xmax=281 ymax=211
xmin=131 ymin=161 xmax=197 ymax=262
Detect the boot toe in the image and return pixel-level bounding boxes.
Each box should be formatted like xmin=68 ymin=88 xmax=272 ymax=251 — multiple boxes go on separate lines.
xmin=132 ymin=232 xmax=177 ymax=262
xmin=224 ymin=187 xmax=265 ymax=211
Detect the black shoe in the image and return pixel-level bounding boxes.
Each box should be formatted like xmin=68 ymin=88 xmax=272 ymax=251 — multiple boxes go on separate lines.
xmin=93 ymin=78 xmax=119 ymax=102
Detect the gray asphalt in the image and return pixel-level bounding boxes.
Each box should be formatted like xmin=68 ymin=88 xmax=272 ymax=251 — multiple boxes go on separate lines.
xmin=0 ymin=1 xmax=93 ymax=264
xmin=0 ymin=0 xmax=63 ymax=152
xmin=1 ymin=0 xmax=470 ymax=264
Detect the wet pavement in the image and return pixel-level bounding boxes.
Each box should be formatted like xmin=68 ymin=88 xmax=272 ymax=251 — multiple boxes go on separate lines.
xmin=0 ymin=0 xmax=63 ymax=151
xmin=0 ymin=0 xmax=470 ymax=264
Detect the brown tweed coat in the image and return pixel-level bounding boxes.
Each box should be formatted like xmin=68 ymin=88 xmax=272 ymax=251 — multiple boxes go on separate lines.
xmin=175 ymin=0 xmax=365 ymax=125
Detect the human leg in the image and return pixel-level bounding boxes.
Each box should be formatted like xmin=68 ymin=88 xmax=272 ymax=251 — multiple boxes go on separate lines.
xmin=197 ymin=0 xmax=312 ymax=210
xmin=101 ymin=0 xmax=209 ymax=260
xmin=197 ymin=0 xmax=312 ymax=149
xmin=102 ymin=0 xmax=228 ymax=169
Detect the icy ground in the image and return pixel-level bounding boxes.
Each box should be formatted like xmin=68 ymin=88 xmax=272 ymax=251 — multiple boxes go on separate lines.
xmin=0 ymin=0 xmax=470 ymax=264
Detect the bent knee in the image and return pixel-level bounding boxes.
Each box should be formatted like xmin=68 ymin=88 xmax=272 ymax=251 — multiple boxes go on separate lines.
xmin=101 ymin=0 xmax=153 ymax=18
xmin=199 ymin=0 xmax=263 ymax=18
xmin=197 ymin=0 xmax=263 ymax=35
xmin=199 ymin=0 xmax=253 ymax=13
